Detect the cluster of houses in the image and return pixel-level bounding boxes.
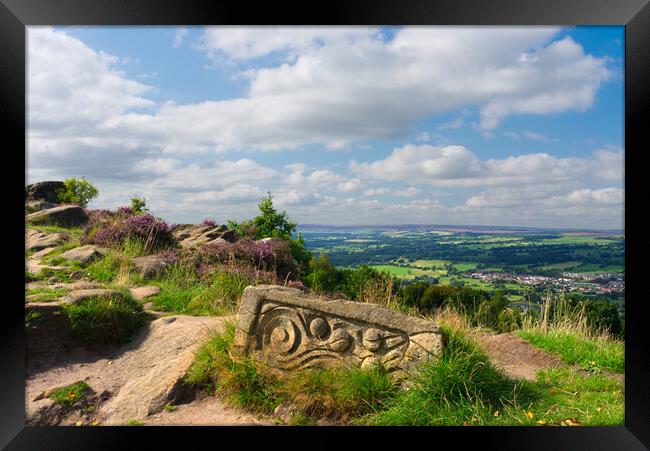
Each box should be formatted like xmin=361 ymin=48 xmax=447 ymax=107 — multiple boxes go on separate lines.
xmin=468 ymin=270 xmax=624 ymax=295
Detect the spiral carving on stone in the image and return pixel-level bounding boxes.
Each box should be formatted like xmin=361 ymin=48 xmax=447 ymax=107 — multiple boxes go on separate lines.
xmin=261 ymin=313 xmax=301 ymax=356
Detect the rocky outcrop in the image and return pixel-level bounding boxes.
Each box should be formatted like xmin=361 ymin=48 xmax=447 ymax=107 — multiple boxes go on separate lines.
xmin=25 ymin=200 xmax=57 ymax=213
xmin=60 ymin=245 xmax=105 ymax=264
xmin=62 ymin=289 xmax=126 ymax=305
xmin=129 ymin=286 xmax=161 ymax=301
xmin=132 ymin=255 xmax=169 ymax=279
xmin=26 ymin=205 xmax=89 ymax=228
xmin=233 ymin=285 xmax=445 ymax=378
xmin=99 ymin=315 xmax=231 ymax=424
xmin=172 ymin=224 xmax=236 ymax=248
xmin=25 ymin=181 xmax=65 ymax=203
xmin=26 ymin=229 xmax=70 ymax=252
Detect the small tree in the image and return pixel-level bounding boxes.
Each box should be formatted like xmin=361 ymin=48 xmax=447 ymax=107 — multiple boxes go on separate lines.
xmin=57 ymin=177 xmax=99 ymax=207
xmin=131 ymin=197 xmax=149 ymax=215
xmin=252 ymin=192 xmax=297 ymax=240
xmin=228 ymin=192 xmax=312 ymax=273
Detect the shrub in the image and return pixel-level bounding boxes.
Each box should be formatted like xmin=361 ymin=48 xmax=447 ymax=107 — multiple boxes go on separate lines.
xmin=85 ymin=209 xmax=178 ymax=254
xmin=130 ymin=197 xmax=149 ymax=215
xmin=56 ymin=177 xmax=99 ymax=207
xmin=227 ymin=193 xmax=312 ymax=270
xmin=196 ymin=237 xmax=298 ymax=280
xmin=497 ymin=307 xmax=523 ymax=333
xmin=305 ymin=254 xmax=340 ymax=293
xmin=202 ymin=218 xmax=217 ymax=227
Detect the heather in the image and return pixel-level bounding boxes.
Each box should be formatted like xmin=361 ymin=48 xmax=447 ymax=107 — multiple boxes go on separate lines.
xmin=83 ymin=208 xmax=178 ymax=254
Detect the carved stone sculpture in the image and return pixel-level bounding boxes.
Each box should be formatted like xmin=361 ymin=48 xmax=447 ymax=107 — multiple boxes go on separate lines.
xmin=233 ymin=285 xmax=446 ymax=377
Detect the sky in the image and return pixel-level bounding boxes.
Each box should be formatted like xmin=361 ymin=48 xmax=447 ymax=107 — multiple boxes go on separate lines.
xmin=26 ymin=26 xmax=624 ymax=229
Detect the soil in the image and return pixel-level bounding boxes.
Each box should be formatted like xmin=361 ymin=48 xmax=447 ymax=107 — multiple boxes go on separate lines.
xmin=142 ymin=393 xmax=273 ymax=426
xmin=471 ymin=331 xmax=624 ymax=386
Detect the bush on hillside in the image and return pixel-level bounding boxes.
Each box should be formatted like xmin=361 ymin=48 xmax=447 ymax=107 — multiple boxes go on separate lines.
xmin=130 ymin=197 xmax=149 ymax=215
xmin=227 ymin=193 xmax=312 ymax=274
xmin=56 ymin=177 xmax=99 ymax=207
xmin=83 ymin=208 xmax=178 ymax=253
xmin=196 ymin=237 xmax=298 ymax=279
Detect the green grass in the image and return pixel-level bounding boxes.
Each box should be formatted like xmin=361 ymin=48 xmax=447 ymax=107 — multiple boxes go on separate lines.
xmin=49 ymin=381 xmax=91 ymax=406
xmin=369 ymin=265 xmax=446 ymax=280
xmin=84 ymin=253 xmax=122 ymax=283
xmin=517 ymin=330 xmax=624 ymax=373
xmin=363 ymin=328 xmax=623 ymax=426
xmin=29 ymin=225 xmax=84 ymax=238
xmin=61 ymin=293 xmax=148 ymax=344
xmin=150 ymin=265 xmax=260 ymax=316
xmin=185 ymin=322 xmax=397 ymax=422
xmin=25 ymin=286 xmax=69 ymax=302
xmin=185 ymin=321 xmax=284 ymax=412
xmin=122 ymin=236 xmax=149 ymax=258
xmin=26 ymin=267 xmax=75 ymax=283
xmin=125 ymin=420 xmax=144 ymax=426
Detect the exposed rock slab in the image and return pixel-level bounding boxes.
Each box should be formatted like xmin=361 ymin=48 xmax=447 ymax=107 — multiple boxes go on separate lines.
xmin=26 ymin=280 xmax=103 ymax=291
xmin=25 ymin=200 xmax=57 ymax=213
xmin=172 ymin=224 xmax=236 ymax=248
xmin=26 ymin=259 xmax=63 ymax=275
xmin=233 ymin=285 xmax=445 ymax=378
xmin=129 ymin=285 xmax=161 ymax=301
xmin=62 ymin=289 xmax=125 ymax=305
xmin=132 ymin=255 xmax=168 ymax=279
xmin=26 ymin=205 xmax=89 ymax=228
xmin=99 ymin=315 xmax=231 ymax=424
xmin=25 ymin=181 xmax=64 ymax=203
xmin=60 ymin=245 xmax=105 ymax=264
xmin=26 ymin=229 xmax=69 ymax=252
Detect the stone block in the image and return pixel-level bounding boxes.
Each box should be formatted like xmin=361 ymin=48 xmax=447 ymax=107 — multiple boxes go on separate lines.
xmin=233 ymin=285 xmax=445 ymax=377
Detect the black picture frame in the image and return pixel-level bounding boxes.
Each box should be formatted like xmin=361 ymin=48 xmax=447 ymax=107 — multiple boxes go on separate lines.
xmin=2 ymin=1 xmax=648 ymax=449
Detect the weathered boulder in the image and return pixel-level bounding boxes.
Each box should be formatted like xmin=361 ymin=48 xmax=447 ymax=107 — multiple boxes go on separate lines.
xmin=172 ymin=224 xmax=235 ymax=248
xmin=60 ymin=245 xmax=105 ymax=264
xmin=62 ymin=289 xmax=126 ymax=305
xmin=233 ymin=285 xmax=445 ymax=378
xmin=25 ymin=200 xmax=57 ymax=213
xmin=26 ymin=205 xmax=89 ymax=228
xmin=129 ymin=285 xmax=161 ymax=301
xmin=132 ymin=255 xmax=168 ymax=279
xmin=25 ymin=181 xmax=64 ymax=203
xmin=26 ymin=229 xmax=70 ymax=252
xmin=99 ymin=315 xmax=231 ymax=424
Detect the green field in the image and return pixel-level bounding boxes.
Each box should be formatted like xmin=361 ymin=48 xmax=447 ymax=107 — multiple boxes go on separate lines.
xmin=370 ymin=265 xmax=447 ymax=280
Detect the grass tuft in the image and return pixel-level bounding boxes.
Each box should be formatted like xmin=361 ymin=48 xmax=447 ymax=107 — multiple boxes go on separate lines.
xmin=516 ymin=330 xmax=624 ymax=373
xmin=49 ymin=381 xmax=91 ymax=406
xmin=151 ymin=264 xmax=259 ymax=316
xmin=185 ymin=322 xmax=397 ymax=422
xmin=61 ymin=294 xmax=147 ymax=344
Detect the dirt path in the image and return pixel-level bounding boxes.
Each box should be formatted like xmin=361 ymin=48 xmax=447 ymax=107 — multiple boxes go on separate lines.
xmin=25 ymin=314 xmax=275 ymax=426
xmin=143 ymin=394 xmax=273 ymax=426
xmin=471 ymin=331 xmax=624 ymax=386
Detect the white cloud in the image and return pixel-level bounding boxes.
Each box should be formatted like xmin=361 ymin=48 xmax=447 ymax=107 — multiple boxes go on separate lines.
xmin=352 ymin=145 xmax=623 ymax=188
xmin=26 ymin=27 xmax=622 ymax=228
xmin=362 ymin=187 xmax=421 ymax=197
xmin=351 ymin=145 xmax=481 ymax=183
xmin=29 ymin=27 xmax=612 ymax=159
xmin=28 ymin=27 xmax=154 ymax=133
xmin=198 ymin=26 xmax=378 ymax=60
xmin=173 ymin=28 xmax=188 ymax=48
